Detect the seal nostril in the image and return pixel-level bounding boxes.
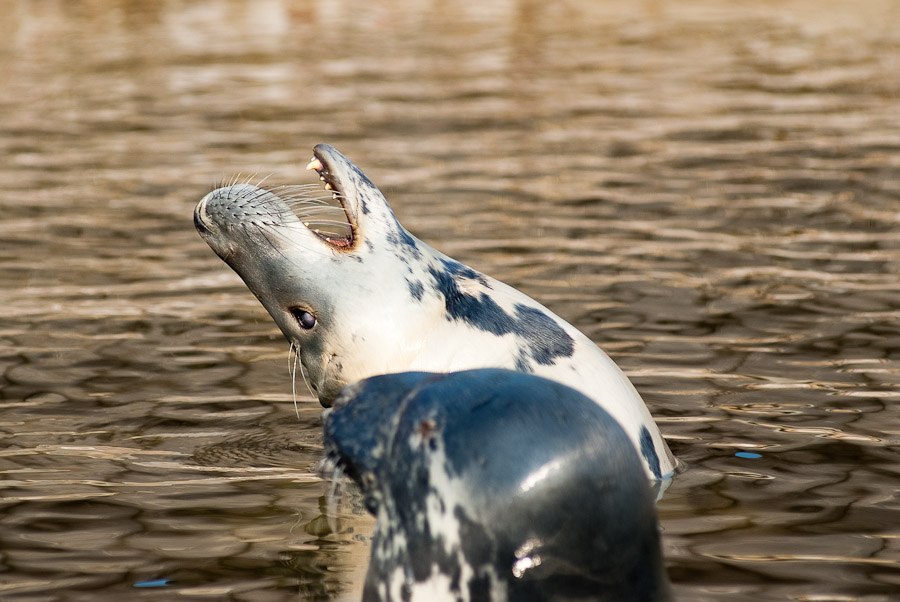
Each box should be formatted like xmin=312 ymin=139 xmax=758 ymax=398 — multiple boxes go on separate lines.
xmin=193 ymin=207 xmax=211 ymax=235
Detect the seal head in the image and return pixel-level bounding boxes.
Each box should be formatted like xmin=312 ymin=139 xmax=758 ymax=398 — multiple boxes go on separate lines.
xmin=323 ymin=369 xmax=672 ymax=602
xmin=194 ymin=144 xmax=676 ymax=481
xmin=194 ymin=144 xmax=443 ymax=404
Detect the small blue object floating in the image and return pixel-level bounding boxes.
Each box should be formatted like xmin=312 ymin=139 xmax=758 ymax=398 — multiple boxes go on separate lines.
xmin=735 ymin=451 xmax=762 ymax=459
xmin=134 ymin=579 xmax=171 ymax=588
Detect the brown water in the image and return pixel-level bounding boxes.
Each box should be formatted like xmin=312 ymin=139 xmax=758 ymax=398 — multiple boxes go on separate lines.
xmin=2 ymin=1 xmax=900 ymax=600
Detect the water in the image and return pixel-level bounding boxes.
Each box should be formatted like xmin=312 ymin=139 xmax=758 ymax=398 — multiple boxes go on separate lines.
xmin=1 ymin=1 xmax=899 ymax=600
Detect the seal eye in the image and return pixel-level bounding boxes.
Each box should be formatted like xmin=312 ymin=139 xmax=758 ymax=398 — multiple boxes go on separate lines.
xmin=292 ymin=308 xmax=317 ymax=330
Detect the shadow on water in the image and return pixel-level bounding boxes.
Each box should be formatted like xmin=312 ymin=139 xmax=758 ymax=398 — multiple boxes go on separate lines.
xmin=1 ymin=0 xmax=899 ymax=600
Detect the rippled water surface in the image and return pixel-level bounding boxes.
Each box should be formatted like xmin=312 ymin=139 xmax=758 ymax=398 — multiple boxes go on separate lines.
xmin=2 ymin=1 xmax=900 ymax=600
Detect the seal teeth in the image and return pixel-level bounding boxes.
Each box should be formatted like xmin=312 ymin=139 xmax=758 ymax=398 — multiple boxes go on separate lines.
xmin=324 ymin=183 xmax=333 ymax=191
xmin=306 ymin=158 xmax=323 ymax=171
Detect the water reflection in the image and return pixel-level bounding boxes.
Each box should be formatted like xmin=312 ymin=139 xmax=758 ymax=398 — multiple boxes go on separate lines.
xmin=1 ymin=0 xmax=900 ymax=600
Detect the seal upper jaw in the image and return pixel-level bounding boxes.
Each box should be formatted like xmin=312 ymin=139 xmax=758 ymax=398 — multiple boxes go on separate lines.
xmin=303 ymin=144 xmax=360 ymax=251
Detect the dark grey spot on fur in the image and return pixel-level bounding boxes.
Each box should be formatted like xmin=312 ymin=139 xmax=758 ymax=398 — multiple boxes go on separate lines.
xmin=386 ymin=231 xmax=409 ymax=262
xmin=342 ymin=160 xmax=372 ymax=215
xmin=350 ymin=162 xmax=375 ymax=191
xmin=407 ymin=279 xmax=425 ymax=302
xmin=439 ymin=258 xmax=490 ymax=288
xmin=513 ymin=304 xmax=575 ymax=365
xmin=515 ymin=354 xmax=534 ymax=374
xmin=640 ymin=426 xmax=662 ymax=480
xmin=428 ymin=265 xmax=575 ymax=367
xmin=428 ymin=265 xmax=513 ymax=337
xmin=386 ymin=226 xmax=421 ymax=261
xmin=397 ymin=228 xmax=420 ymax=257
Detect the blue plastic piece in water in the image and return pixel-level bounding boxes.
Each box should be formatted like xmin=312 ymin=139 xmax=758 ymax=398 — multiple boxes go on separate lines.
xmin=134 ymin=579 xmax=171 ymax=588
xmin=735 ymin=452 xmax=762 ymax=459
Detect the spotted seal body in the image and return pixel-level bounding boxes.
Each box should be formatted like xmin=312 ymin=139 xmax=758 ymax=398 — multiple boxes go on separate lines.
xmin=193 ymin=144 xmax=675 ymax=481
xmin=323 ymin=369 xmax=672 ymax=602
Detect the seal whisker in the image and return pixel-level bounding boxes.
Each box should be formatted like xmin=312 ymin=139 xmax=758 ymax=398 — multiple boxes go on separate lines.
xmin=290 ymin=342 xmax=301 ymax=420
xmin=288 ymin=341 xmax=316 ymax=413
xmin=270 ymin=219 xmax=353 ymax=245
xmin=269 ymin=186 xmax=346 ymax=204
xmin=268 ymin=183 xmax=322 ymax=192
xmin=298 ymin=353 xmax=315 ymax=400
xmin=283 ymin=205 xmax=341 ymax=214
xmin=279 ymin=199 xmax=347 ymax=212
xmin=279 ymin=198 xmax=337 ymax=207
xmin=277 ymin=198 xmax=335 ymax=208
xmin=248 ymin=223 xmax=301 ymax=264
xmin=280 ymin=198 xmax=344 ymax=207
xmin=257 ymin=187 xmax=351 ymax=236
xmin=260 ymin=206 xmax=297 ymax=223
xmin=229 ymin=186 xmax=306 ymax=225
xmin=300 ymin=214 xmax=350 ymax=220
xmin=288 ymin=218 xmax=349 ymax=228
xmin=278 ymin=186 xmax=340 ymax=193
xmin=280 ymin=195 xmax=339 ymax=202
xmin=269 ymin=186 xmax=337 ymax=201
xmin=237 ymin=184 xmax=272 ymax=204
xmin=274 ymin=187 xmax=339 ymax=197
xmin=255 ymin=224 xmax=336 ymax=260
xmin=231 ymin=184 xmax=261 ymax=207
xmin=283 ymin=209 xmax=349 ymax=219
xmin=274 ymin=184 xmax=343 ymax=194
xmin=294 ymin=219 xmax=354 ymax=227
xmin=258 ymin=185 xmax=352 ymax=244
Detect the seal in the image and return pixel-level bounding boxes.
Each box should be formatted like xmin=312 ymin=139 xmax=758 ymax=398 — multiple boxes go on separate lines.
xmin=321 ymin=369 xmax=673 ymax=602
xmin=193 ymin=144 xmax=676 ymax=481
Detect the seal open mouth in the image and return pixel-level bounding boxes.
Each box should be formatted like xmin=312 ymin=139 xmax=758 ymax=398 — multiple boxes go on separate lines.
xmin=301 ymin=148 xmax=355 ymax=249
